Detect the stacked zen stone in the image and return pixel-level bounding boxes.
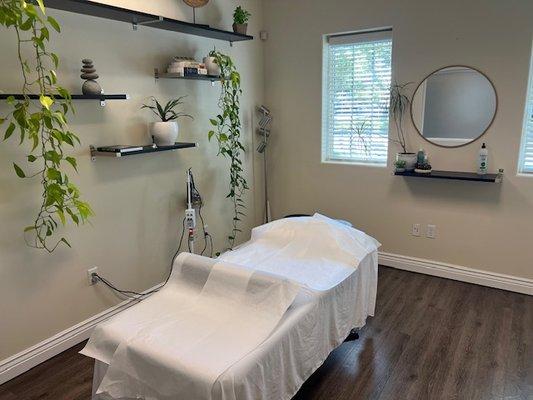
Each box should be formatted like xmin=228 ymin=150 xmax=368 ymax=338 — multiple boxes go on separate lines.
xmin=81 ymin=59 xmax=102 ymax=95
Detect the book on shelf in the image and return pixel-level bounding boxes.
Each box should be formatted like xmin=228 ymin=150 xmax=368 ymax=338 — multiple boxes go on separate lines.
xmin=96 ymin=145 xmax=148 ymax=153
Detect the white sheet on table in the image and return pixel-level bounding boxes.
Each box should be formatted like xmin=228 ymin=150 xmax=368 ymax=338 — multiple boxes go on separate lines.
xmin=220 ymin=213 xmax=381 ymax=290
xmin=84 ymin=213 xmax=381 ymax=400
xmin=85 ymin=254 xmax=300 ymax=400
xmin=91 ymin=252 xmax=378 ymax=400
xmin=81 ymin=253 xmax=215 ymax=365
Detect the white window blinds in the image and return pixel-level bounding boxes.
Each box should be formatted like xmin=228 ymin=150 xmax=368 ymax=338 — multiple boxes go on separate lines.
xmin=322 ymin=30 xmax=392 ymax=165
xmin=519 ymin=45 xmax=533 ymax=174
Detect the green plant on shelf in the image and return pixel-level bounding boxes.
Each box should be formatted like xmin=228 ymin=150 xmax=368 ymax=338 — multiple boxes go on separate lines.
xmin=0 ymin=0 xmax=92 ymax=252
xmin=233 ymin=6 xmax=251 ymax=25
xmin=141 ymin=96 xmax=193 ymax=122
xmin=394 ymin=159 xmax=406 ymax=169
xmin=208 ymin=51 xmax=248 ymax=250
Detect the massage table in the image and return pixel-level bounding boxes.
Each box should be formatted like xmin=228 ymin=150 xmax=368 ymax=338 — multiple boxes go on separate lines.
xmin=82 ymin=214 xmax=380 ymax=400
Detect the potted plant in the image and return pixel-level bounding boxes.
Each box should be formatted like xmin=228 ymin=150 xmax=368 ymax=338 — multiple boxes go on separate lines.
xmin=141 ymin=97 xmax=193 ymax=146
xmin=390 ymin=82 xmax=416 ymax=171
xmin=203 ymin=48 xmax=221 ymax=76
xmin=232 ymin=6 xmax=251 ymax=35
xmin=394 ymin=159 xmax=407 ymax=173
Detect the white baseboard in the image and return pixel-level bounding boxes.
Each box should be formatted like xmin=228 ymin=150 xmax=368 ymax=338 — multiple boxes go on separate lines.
xmin=379 ymin=252 xmax=533 ymax=296
xmin=0 ymin=283 xmax=162 ymax=385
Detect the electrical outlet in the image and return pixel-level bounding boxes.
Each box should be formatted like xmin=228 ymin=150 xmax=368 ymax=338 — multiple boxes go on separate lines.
xmin=412 ymin=223 xmax=421 ymax=237
xmin=87 ymin=267 xmax=98 ymax=285
xmin=427 ymin=224 xmax=437 ymax=239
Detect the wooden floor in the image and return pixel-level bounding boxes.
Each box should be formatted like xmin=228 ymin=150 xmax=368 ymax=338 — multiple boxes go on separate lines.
xmin=1 ymin=267 xmax=531 ymax=400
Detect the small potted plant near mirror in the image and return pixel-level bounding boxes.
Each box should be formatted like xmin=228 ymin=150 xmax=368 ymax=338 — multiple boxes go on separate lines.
xmin=232 ymin=6 xmax=251 ymax=35
xmin=390 ymin=82 xmax=416 ymax=171
xmin=394 ymin=159 xmax=407 ymax=173
xmin=142 ymin=97 xmax=193 ymax=146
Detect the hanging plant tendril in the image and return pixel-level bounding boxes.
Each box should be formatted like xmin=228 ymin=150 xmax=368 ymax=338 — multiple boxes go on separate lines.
xmin=0 ymin=0 xmax=93 ymax=252
xmin=208 ymin=51 xmax=248 ymax=250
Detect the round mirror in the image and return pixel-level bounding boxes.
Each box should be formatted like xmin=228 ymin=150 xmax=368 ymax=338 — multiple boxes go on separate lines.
xmin=410 ymin=66 xmax=497 ymax=148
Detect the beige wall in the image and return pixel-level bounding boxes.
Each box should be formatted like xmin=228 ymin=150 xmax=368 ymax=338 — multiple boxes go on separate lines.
xmin=0 ymin=0 xmax=264 ymax=360
xmin=263 ymin=0 xmax=533 ymax=280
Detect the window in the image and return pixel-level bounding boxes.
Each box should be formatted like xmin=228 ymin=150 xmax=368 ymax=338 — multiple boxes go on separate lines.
xmin=322 ymin=29 xmax=392 ymax=165
xmin=518 ymin=43 xmax=533 ymax=174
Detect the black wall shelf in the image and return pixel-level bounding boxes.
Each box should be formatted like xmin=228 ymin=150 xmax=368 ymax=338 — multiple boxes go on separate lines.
xmin=154 ymin=69 xmax=221 ymax=83
xmin=395 ymin=170 xmax=501 ymax=183
xmin=45 ymin=0 xmax=253 ymax=43
xmin=90 ymin=142 xmax=197 ymax=161
xmin=0 ymin=93 xmax=129 ymax=107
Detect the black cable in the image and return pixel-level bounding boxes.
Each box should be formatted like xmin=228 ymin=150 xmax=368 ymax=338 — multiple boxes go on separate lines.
xmin=93 ymin=169 xmax=215 ymax=299
xmin=94 ymin=217 xmax=187 ymax=299
xmin=199 ymin=206 xmax=208 ymax=256
xmin=207 ymin=232 xmax=214 ymax=258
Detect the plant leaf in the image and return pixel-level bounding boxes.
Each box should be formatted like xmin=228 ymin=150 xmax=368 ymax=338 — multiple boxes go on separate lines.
xmin=4 ymin=122 xmax=15 ymax=140
xmin=36 ymin=0 xmax=46 ymax=14
xmin=39 ymin=95 xmax=53 ymax=110
xmin=65 ymin=156 xmax=78 ymax=172
xmin=47 ymin=16 xmax=60 ymax=32
xmin=13 ymin=163 xmax=26 ymax=178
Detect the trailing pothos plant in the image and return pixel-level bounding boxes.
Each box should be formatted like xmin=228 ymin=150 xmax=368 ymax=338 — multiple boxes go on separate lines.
xmin=0 ymin=0 xmax=92 ymax=252
xmin=208 ymin=51 xmax=248 ymax=249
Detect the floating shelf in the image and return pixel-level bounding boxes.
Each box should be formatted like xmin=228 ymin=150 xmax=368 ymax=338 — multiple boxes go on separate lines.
xmin=90 ymin=142 xmax=197 ymax=161
xmin=395 ymin=170 xmax=501 ymax=183
xmin=0 ymin=93 xmax=129 ymax=107
xmin=154 ymin=69 xmax=221 ymax=83
xmin=45 ymin=0 xmax=253 ymax=43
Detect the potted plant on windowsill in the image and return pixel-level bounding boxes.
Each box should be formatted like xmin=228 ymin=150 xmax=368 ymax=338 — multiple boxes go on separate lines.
xmin=390 ymin=82 xmax=416 ymax=170
xmin=142 ymin=97 xmax=193 ymax=146
xmin=232 ymin=6 xmax=251 ymax=35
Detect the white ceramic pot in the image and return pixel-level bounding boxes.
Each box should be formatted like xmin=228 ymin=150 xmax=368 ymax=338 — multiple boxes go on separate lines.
xmin=203 ymin=56 xmax=220 ymax=76
xmin=396 ymin=153 xmax=417 ymax=171
xmin=150 ymin=121 xmax=178 ymax=146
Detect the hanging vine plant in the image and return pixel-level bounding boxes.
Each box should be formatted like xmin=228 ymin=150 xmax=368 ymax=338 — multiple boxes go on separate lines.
xmin=0 ymin=0 xmax=92 ymax=252
xmin=208 ymin=50 xmax=248 ymax=249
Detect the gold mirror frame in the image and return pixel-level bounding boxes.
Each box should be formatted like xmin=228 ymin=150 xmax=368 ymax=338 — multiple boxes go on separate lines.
xmin=410 ymin=65 xmax=498 ymax=149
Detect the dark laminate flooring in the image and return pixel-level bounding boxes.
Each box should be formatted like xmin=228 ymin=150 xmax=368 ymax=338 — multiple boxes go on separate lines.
xmin=1 ymin=266 xmax=531 ymax=400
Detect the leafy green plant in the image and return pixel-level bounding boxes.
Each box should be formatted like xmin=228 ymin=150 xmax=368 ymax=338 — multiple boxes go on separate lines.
xmin=394 ymin=159 xmax=406 ymax=169
xmin=0 ymin=0 xmax=92 ymax=252
xmin=233 ymin=6 xmax=251 ymax=24
xmin=389 ymin=82 xmax=412 ymax=154
xmin=141 ymin=96 xmax=193 ymax=122
xmin=208 ymin=51 xmax=248 ymax=249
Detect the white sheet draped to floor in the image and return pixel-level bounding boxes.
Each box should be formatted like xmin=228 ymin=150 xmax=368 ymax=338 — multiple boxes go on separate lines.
xmin=82 ymin=214 xmax=380 ymax=400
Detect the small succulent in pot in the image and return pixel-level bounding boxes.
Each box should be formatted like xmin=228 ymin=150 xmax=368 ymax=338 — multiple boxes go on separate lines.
xmin=394 ymin=159 xmax=407 ymax=172
xmin=232 ymin=6 xmax=251 ymax=35
xmin=141 ymin=97 xmax=193 ymax=146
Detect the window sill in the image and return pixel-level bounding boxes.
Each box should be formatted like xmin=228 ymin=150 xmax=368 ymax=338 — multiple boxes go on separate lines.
xmin=321 ymin=160 xmax=388 ymax=168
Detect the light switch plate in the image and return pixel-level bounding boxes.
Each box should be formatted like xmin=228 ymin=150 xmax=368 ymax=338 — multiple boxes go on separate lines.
xmin=412 ymin=223 xmax=421 ymax=237
xmin=427 ymin=224 xmax=437 ymax=239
